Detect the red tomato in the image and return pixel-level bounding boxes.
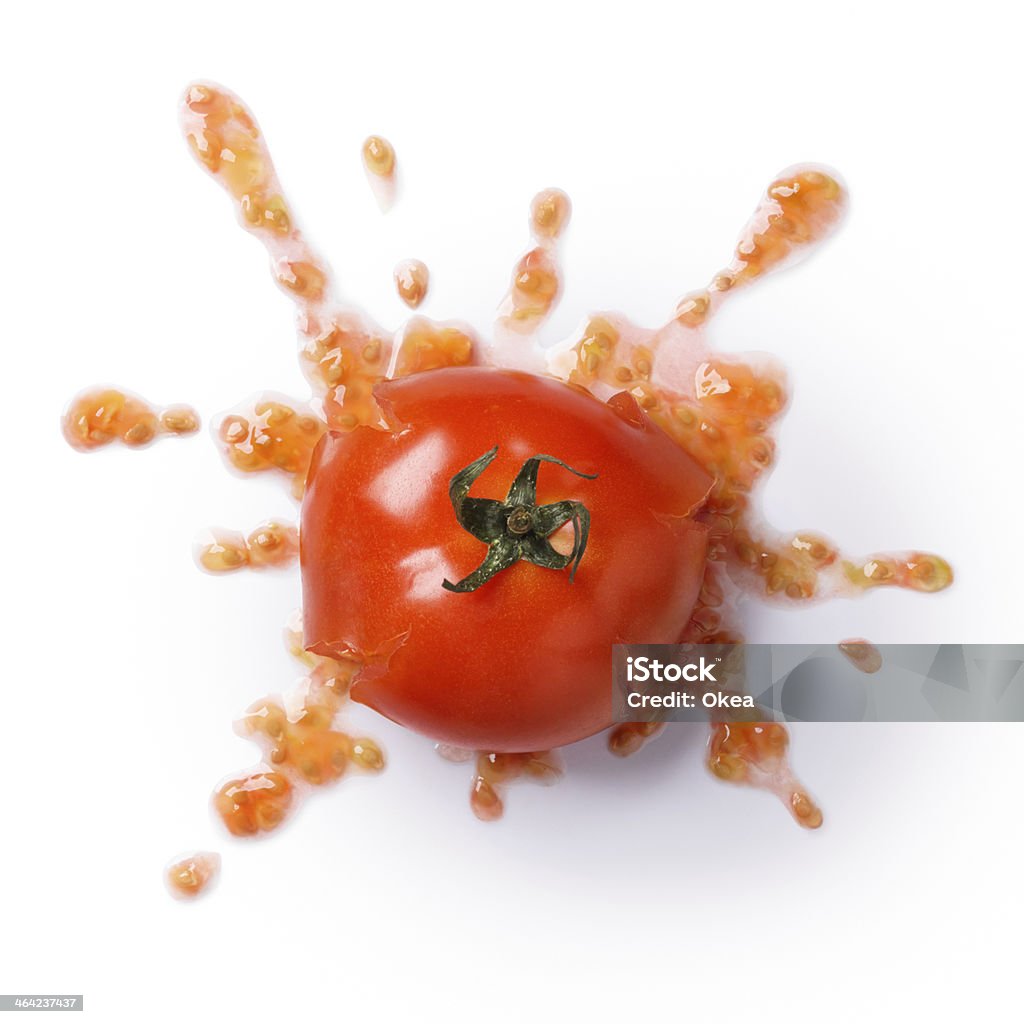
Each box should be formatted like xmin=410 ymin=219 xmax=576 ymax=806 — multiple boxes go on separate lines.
xmin=302 ymin=368 xmax=711 ymax=752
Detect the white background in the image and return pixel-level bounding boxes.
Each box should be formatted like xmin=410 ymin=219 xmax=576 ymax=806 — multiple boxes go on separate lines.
xmin=3 ymin=2 xmax=1022 ymax=1021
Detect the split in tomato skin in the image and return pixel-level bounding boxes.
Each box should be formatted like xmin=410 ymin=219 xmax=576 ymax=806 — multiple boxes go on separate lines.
xmin=301 ymin=367 xmax=712 ymax=752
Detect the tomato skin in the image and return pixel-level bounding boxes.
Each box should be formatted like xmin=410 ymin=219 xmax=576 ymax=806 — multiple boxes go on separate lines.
xmin=302 ymin=368 xmax=711 ymax=752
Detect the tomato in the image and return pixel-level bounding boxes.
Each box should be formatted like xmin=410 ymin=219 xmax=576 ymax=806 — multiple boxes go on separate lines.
xmin=301 ymin=367 xmax=712 ymax=752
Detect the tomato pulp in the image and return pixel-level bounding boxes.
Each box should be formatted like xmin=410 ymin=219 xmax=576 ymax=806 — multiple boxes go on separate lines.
xmin=302 ymin=368 xmax=712 ymax=751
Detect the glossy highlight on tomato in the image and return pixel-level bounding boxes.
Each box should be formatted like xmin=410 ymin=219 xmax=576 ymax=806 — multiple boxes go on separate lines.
xmin=301 ymin=367 xmax=713 ymax=752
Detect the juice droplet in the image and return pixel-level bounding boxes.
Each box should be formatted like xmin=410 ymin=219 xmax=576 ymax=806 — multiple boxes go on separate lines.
xmin=392 ymin=316 xmax=476 ymax=377
xmin=839 ymin=639 xmax=883 ymax=674
xmin=237 ymin=670 xmax=377 ymax=783
xmin=212 ymin=634 xmax=378 ymax=835
xmin=362 ymin=135 xmax=397 ymax=210
xmin=497 ymin=189 xmax=571 ymax=337
xmin=165 ymin=851 xmax=220 ymax=900
xmin=394 ymin=258 xmax=430 ymax=309
xmin=362 ymin=135 xmax=395 ymax=177
xmin=308 ymin=327 xmax=394 ymax=430
xmin=608 ymin=722 xmax=665 ymax=757
xmin=350 ymin=738 xmax=386 ymax=772
xmin=277 ymin=260 xmax=326 ymax=302
xmin=477 ymin=751 xmax=529 ymax=785
xmin=470 ymin=777 xmax=504 ymax=822
xmin=500 ymin=247 xmax=560 ymax=332
xmin=728 ymin=167 xmax=847 ymax=286
xmin=789 ymin=789 xmax=824 ymax=829
xmin=213 ymin=769 xmax=294 ymax=837
xmin=843 ymin=553 xmax=954 ymax=594
xmin=566 ymin=316 xmax=642 ymax=390
xmin=530 ymin=188 xmax=571 ymax=241
xmin=467 ymin=749 xmax=563 ymax=820
xmin=194 ymin=520 xmax=299 ymax=574
xmin=435 ymin=743 xmax=474 ymax=764
xmin=160 ymin=408 xmax=202 ymax=435
xmin=239 ymin=694 xmax=350 ymax=787
xmin=675 ymin=289 xmax=712 ymax=329
xmin=665 ymin=166 xmax=847 ymax=329
xmin=216 ymin=396 xmax=325 ymax=500
xmin=62 ymin=388 xmax=199 ymax=452
xmin=707 ymin=722 xmax=822 ymax=830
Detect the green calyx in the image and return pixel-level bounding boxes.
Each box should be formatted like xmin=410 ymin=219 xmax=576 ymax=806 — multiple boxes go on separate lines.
xmin=441 ymin=446 xmax=597 ymax=594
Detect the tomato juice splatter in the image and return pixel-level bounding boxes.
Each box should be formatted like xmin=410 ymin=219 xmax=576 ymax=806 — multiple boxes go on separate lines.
xmin=62 ymin=82 xmax=953 ymax=890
